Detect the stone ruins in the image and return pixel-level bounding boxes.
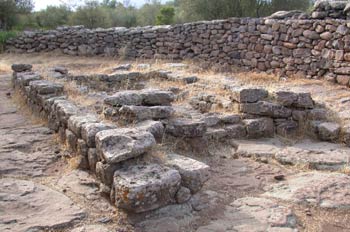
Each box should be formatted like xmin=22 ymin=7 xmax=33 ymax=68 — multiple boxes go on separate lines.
xmin=4 ymin=1 xmax=350 ymax=231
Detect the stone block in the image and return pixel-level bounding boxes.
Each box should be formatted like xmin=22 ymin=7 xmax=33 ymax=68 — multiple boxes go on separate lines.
xmin=163 ymin=153 xmax=210 ymax=193
xmin=230 ymin=88 xmax=268 ymax=103
xmin=68 ymin=115 xmax=99 ymax=138
xmin=29 ymin=80 xmax=64 ymax=95
xmin=81 ymin=122 xmax=116 ymax=148
xmin=318 ymin=122 xmax=341 ymax=142
xmin=66 ymin=129 xmax=78 ymax=153
xmin=112 ymin=164 xmax=181 ymax=213
xmin=243 ymin=118 xmax=274 ymax=139
xmin=166 ymin=119 xmax=207 ymax=138
xmin=12 ymin=64 xmax=32 ymax=72
xmin=240 ymin=101 xmax=292 ymax=118
xmin=135 ymin=120 xmax=165 ymax=141
xmin=119 ymin=105 xmax=174 ymax=121
xmin=95 ymin=128 xmax=156 ymax=164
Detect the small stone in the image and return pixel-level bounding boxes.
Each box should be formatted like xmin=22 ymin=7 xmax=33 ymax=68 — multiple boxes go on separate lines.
xmin=175 ymin=187 xmax=191 ymax=204
xmin=11 ymin=64 xmax=32 ymax=72
xmin=318 ymin=122 xmax=341 ymax=142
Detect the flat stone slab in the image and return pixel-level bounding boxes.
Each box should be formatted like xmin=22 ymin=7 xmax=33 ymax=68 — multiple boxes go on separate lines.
xmin=196 ymin=197 xmax=297 ymax=232
xmin=119 ymin=105 xmax=174 ymax=121
xmin=163 ymin=153 xmax=210 ymax=193
xmin=96 ymin=128 xmax=156 ymax=164
xmin=112 ymin=164 xmax=181 ymax=213
xmin=104 ymin=89 xmax=174 ymax=107
xmin=234 ymin=139 xmax=283 ymax=158
xmin=275 ymin=141 xmax=350 ymax=171
xmin=264 ymin=172 xmax=350 ymax=209
xmin=0 ymin=178 xmax=85 ymax=232
xmin=0 ymin=126 xmax=57 ymax=177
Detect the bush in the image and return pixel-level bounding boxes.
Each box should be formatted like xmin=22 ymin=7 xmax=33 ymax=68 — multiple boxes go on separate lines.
xmin=0 ymin=31 xmax=18 ymax=52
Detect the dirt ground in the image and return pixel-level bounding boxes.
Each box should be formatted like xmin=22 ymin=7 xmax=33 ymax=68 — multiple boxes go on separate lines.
xmin=2 ymin=52 xmax=350 ymax=232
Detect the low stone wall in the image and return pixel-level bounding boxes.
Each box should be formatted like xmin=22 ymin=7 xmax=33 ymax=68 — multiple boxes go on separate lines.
xmin=6 ymin=17 xmax=350 ymax=87
xmin=11 ymin=64 xmax=210 ymax=214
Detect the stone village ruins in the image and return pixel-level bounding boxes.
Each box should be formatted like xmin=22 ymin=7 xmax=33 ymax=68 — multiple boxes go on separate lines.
xmin=4 ymin=0 xmax=350 ymax=231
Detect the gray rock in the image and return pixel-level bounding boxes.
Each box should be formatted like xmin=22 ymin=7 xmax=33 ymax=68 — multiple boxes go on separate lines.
xmin=240 ymin=101 xmax=292 ymax=118
xmin=140 ymin=89 xmax=175 ymax=106
xmin=67 ymin=115 xmax=99 ymax=138
xmin=175 ymin=187 xmax=191 ymax=204
xmin=88 ymin=148 xmax=98 ymax=172
xmin=81 ymin=122 xmax=116 ymax=147
xmin=243 ymin=118 xmax=274 ymax=139
xmin=275 ymin=142 xmax=350 ymax=171
xmin=230 ymin=88 xmax=268 ymax=103
xmin=197 ymin=197 xmax=297 ymax=232
xmin=95 ymin=161 xmax=122 ymax=186
xmin=11 ymin=63 xmax=32 ymax=72
xmin=104 ymin=90 xmax=174 ymax=107
xmin=113 ymin=64 xmax=132 ymax=71
xmin=264 ymin=172 xmax=350 ymax=209
xmin=317 ymin=122 xmax=341 ymax=141
xmin=112 ymin=164 xmax=181 ymax=213
xmin=54 ymin=100 xmax=81 ymax=126
xmin=66 ymin=129 xmax=78 ymax=152
xmin=119 ymin=105 xmax=174 ymax=121
xmin=95 ymin=128 xmax=156 ymax=164
xmin=268 ymin=10 xmax=304 ymax=19
xmin=274 ymin=91 xmax=298 ymax=107
xmin=0 ymin=178 xmax=85 ymax=232
xmin=276 ymin=120 xmax=299 ymax=137
xmin=135 ymin=120 xmax=165 ymax=141
xmin=29 ymin=80 xmax=64 ymax=95
xmin=52 ymin=66 xmax=68 ymax=74
xmin=224 ymin=124 xmax=247 ymax=139
xmin=166 ymin=119 xmax=207 ymax=138
xmin=163 ymin=153 xmax=210 ymax=193
xmin=104 ymin=91 xmax=143 ymax=107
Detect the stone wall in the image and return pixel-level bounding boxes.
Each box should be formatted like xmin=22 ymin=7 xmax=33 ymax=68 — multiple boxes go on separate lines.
xmin=6 ymin=17 xmax=350 ymax=86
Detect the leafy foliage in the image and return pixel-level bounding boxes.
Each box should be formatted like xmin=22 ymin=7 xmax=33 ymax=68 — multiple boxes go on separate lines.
xmin=1 ymin=0 xmax=313 ymax=30
xmin=156 ymin=6 xmax=175 ymax=25
xmin=0 ymin=31 xmax=18 ymax=52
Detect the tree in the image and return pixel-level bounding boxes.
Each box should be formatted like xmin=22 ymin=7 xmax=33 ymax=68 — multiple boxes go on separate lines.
xmin=137 ymin=0 xmax=162 ymax=26
xmin=0 ymin=0 xmax=34 ymax=30
xmin=69 ymin=0 xmax=110 ymax=28
xmin=156 ymin=6 xmax=175 ymax=25
xmin=35 ymin=5 xmax=71 ymax=29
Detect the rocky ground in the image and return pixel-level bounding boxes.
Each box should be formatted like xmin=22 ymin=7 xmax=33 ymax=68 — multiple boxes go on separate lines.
xmin=2 ymin=53 xmax=350 ymax=232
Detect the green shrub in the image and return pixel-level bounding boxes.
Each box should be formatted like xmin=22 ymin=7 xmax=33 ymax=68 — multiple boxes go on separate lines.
xmin=0 ymin=31 xmax=18 ymax=52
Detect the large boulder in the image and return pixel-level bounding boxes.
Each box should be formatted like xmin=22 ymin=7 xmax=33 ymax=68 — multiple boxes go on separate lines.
xmin=111 ymin=164 xmax=181 ymax=213
xmin=95 ymin=128 xmax=156 ymax=164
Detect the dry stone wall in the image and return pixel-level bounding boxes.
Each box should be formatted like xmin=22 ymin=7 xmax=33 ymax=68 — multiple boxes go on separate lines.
xmin=6 ymin=17 xmax=350 ymax=86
